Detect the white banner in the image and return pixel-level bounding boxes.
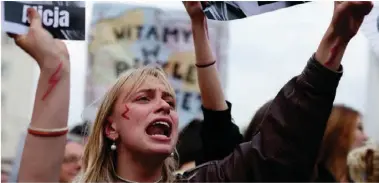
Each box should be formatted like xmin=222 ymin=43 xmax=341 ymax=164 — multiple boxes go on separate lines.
xmin=360 ymin=4 xmax=379 ymax=58
xmin=84 ymin=2 xmax=229 ymax=128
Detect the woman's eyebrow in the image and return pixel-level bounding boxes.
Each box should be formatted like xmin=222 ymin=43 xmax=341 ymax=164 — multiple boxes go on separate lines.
xmin=122 ymin=88 xmax=154 ymax=102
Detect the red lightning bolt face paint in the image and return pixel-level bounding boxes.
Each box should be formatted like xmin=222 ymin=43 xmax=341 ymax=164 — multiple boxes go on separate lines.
xmin=121 ymin=104 xmax=130 ymax=120
xmin=42 ymin=62 xmax=63 ymax=100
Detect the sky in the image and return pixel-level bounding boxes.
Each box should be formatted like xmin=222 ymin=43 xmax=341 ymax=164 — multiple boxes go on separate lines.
xmin=65 ymin=1 xmax=372 ymax=131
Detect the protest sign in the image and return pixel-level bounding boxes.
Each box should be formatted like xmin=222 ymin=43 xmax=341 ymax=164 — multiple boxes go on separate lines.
xmin=84 ymin=2 xmax=229 ymax=128
xmin=202 ymin=1 xmax=308 ymax=21
xmin=1 ymin=1 xmax=86 ymax=40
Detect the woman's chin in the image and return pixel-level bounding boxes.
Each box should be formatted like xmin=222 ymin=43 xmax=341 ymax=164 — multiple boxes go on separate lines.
xmin=142 ymin=135 xmax=175 ymax=154
xmin=145 ymin=143 xmax=174 ymax=156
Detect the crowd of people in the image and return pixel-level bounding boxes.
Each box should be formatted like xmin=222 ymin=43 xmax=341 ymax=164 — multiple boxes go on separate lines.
xmin=3 ymin=1 xmax=379 ymax=182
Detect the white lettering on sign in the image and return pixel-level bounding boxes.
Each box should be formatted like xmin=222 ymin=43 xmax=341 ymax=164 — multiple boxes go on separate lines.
xmin=22 ymin=5 xmax=69 ymax=28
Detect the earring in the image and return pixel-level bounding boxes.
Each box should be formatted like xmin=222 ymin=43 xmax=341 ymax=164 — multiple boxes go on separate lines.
xmin=111 ymin=141 xmax=116 ymax=151
xmin=170 ymin=148 xmax=177 ymax=157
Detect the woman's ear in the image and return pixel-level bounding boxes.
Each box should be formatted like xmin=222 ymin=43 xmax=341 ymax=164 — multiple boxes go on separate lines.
xmin=104 ymin=116 xmax=119 ymax=140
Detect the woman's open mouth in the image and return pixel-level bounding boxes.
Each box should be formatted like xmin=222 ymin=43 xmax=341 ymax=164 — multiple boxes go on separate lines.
xmin=145 ymin=120 xmax=172 ymax=140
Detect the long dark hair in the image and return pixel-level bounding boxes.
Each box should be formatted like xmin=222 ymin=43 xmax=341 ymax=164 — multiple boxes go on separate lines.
xmin=176 ymin=119 xmax=203 ymax=167
xmin=243 ymin=99 xmax=273 ymax=142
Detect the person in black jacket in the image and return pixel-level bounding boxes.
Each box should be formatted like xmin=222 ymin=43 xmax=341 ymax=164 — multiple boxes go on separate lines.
xmin=12 ymin=1 xmax=373 ymax=182
xmin=184 ymin=0 xmax=374 ymax=181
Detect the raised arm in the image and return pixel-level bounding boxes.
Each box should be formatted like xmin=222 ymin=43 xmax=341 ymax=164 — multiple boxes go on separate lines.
xmin=183 ymin=1 xmax=227 ymax=111
xmin=181 ymin=2 xmax=243 ymax=165
xmin=179 ymin=1 xmax=373 ymax=182
xmin=315 ymin=1 xmax=373 ymax=70
xmin=11 ymin=8 xmax=71 ymax=182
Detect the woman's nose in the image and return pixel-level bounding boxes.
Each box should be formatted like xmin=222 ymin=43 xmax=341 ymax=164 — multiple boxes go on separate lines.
xmin=362 ymin=132 xmax=369 ymax=142
xmin=155 ymin=99 xmax=171 ymax=115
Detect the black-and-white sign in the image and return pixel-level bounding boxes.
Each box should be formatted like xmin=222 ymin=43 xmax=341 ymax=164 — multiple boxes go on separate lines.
xmin=202 ymin=1 xmax=308 ymax=21
xmin=1 ymin=1 xmax=86 ymax=40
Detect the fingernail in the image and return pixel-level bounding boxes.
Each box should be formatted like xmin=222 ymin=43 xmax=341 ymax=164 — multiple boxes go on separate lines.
xmin=27 ymin=8 xmax=33 ymax=17
xmin=6 ymin=33 xmax=14 ymax=38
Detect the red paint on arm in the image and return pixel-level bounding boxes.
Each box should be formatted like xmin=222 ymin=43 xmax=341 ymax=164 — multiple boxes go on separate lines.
xmin=324 ymin=45 xmax=338 ymax=67
xmin=324 ymin=37 xmax=343 ymax=67
xmin=42 ymin=62 xmax=63 ymax=100
xmin=121 ymin=104 xmax=130 ymax=120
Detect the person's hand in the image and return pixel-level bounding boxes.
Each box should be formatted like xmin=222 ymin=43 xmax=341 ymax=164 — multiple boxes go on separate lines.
xmin=330 ymin=1 xmax=373 ymax=42
xmin=9 ymin=8 xmax=69 ymax=70
xmin=183 ymin=1 xmax=205 ymax=23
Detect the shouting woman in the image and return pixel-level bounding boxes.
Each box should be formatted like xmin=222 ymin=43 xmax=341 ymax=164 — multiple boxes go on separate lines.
xmin=14 ymin=1 xmax=372 ymax=182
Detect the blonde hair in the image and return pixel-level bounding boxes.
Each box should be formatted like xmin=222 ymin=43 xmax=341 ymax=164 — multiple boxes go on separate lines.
xmin=76 ymin=65 xmax=178 ymax=182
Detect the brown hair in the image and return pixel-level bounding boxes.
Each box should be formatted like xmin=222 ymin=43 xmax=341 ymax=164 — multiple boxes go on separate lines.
xmin=243 ymin=99 xmax=273 ymax=142
xmin=317 ymin=105 xmax=361 ymax=181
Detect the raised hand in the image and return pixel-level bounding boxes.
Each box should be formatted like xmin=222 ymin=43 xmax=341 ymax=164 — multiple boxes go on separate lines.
xmin=10 ymin=8 xmax=69 ymax=70
xmin=182 ymin=1 xmax=227 ymax=111
xmin=183 ymin=1 xmax=205 ymax=23
xmin=331 ymin=1 xmax=373 ymax=42
xmin=16 ymin=8 xmax=71 ymax=183
xmin=315 ymin=1 xmax=373 ymax=71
